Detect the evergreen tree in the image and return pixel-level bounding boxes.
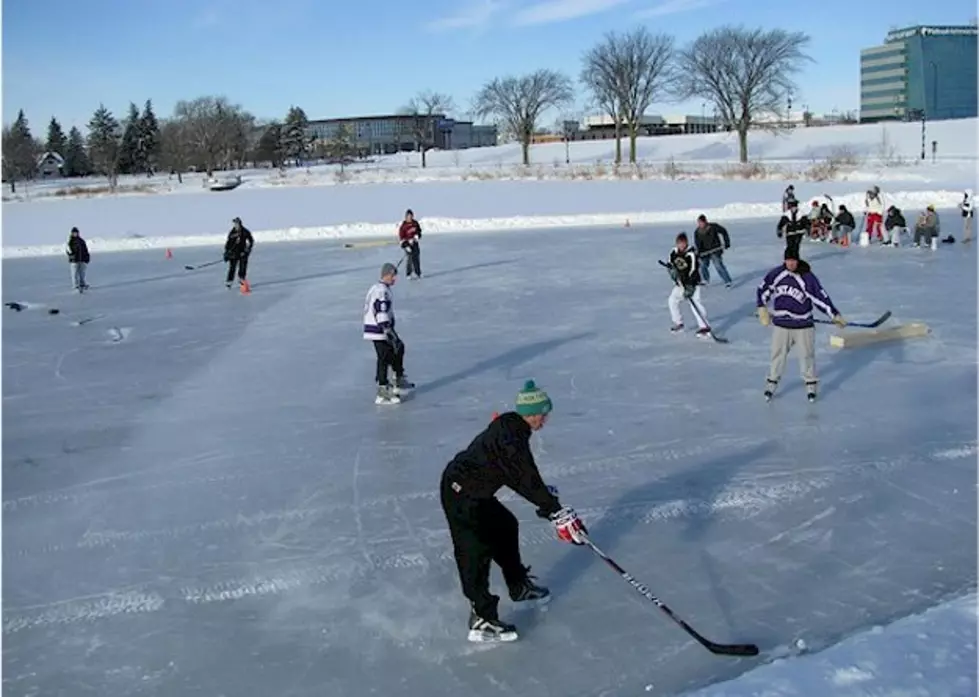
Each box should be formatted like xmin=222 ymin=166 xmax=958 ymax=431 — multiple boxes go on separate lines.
xmin=119 ymin=102 xmax=143 ymax=174
xmin=45 ymin=117 xmax=67 ymax=155
xmin=139 ymin=99 xmax=160 ymax=174
xmin=2 ymin=110 xmax=38 ymax=192
xmin=256 ymin=122 xmax=285 ymax=167
xmin=63 ymin=126 xmax=91 ymax=177
xmin=87 ymin=104 xmax=122 ymax=185
xmin=282 ymin=106 xmax=310 ymax=164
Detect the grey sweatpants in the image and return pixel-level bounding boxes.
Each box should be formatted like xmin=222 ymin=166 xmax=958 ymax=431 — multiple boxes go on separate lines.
xmin=70 ymin=262 xmax=87 ymax=290
xmin=767 ymin=325 xmax=817 ymax=393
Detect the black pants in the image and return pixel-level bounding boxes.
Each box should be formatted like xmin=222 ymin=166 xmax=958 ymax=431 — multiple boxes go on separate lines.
xmin=405 ymin=243 xmax=421 ymax=277
xmin=784 ymin=234 xmax=802 ymax=258
xmin=440 ymin=476 xmax=526 ymax=621
xmin=226 ymin=255 xmax=249 ymax=283
xmin=373 ymin=338 xmax=404 ymax=385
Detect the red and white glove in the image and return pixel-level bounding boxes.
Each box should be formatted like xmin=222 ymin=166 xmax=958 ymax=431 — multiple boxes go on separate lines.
xmin=550 ymin=506 xmax=588 ymax=545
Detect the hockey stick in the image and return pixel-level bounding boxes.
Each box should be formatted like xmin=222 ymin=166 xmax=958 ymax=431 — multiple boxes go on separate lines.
xmin=583 ymin=536 xmax=759 ymax=656
xmin=814 ymin=310 xmax=891 ymax=329
xmin=184 ymin=259 xmax=224 ymax=271
xmin=657 ymin=260 xmax=728 ymax=343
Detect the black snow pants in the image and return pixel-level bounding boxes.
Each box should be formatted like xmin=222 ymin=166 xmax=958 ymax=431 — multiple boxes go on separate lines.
xmin=226 ymin=255 xmax=249 ymax=283
xmin=373 ymin=338 xmax=405 ymax=385
xmin=439 ymin=474 xmax=526 ymax=621
xmin=784 ymin=233 xmax=802 ymax=259
xmin=405 ymin=243 xmax=421 ymax=277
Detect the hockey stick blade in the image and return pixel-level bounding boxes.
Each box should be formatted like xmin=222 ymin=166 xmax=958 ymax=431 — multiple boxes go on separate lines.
xmin=583 ymin=538 xmax=759 ymax=657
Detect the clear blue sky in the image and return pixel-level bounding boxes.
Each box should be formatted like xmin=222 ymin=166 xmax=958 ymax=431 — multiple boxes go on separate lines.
xmin=2 ymin=0 xmax=974 ymax=133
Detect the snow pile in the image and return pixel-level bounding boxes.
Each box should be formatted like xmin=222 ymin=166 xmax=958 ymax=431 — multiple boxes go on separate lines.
xmin=686 ymin=592 xmax=976 ymax=697
xmin=1 ymin=187 xmax=964 ymax=258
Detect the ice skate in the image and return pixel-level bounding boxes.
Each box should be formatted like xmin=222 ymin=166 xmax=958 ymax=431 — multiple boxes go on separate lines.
xmin=764 ymin=380 xmax=777 ymax=402
xmin=695 ymin=327 xmax=711 ymax=339
xmin=807 ymin=392 xmax=817 ymax=403
xmin=468 ymin=609 xmax=518 ymax=643
xmin=392 ymin=375 xmax=415 ymax=395
xmin=670 ymin=323 xmax=684 ymax=333
xmin=375 ymin=385 xmax=401 ymax=405
xmin=509 ymin=566 xmax=550 ymax=604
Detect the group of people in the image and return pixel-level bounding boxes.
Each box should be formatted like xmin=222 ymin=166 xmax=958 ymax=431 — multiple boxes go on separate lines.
xmin=778 ymin=184 xmax=974 ymax=250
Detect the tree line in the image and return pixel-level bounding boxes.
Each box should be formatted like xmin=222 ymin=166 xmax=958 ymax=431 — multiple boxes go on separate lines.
xmin=2 ymin=24 xmax=810 ymax=190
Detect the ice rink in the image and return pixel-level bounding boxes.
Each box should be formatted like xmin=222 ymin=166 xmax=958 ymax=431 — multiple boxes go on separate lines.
xmin=3 ymin=221 xmax=976 ymax=696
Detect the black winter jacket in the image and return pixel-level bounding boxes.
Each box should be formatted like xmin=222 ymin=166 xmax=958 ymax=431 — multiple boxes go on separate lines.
xmin=885 ymin=209 xmax=907 ymax=230
xmin=441 ymin=412 xmax=562 ymax=518
xmin=694 ymin=223 xmax=730 ymax=256
xmin=776 ymin=211 xmax=811 ymax=239
xmin=224 ymin=226 xmax=254 ymax=260
xmin=66 ymin=236 xmax=90 ymax=264
xmin=835 ymin=210 xmax=856 ymax=229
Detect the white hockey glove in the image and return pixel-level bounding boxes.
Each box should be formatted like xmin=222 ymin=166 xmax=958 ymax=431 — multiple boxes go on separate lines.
xmin=549 ymin=506 xmax=588 ymax=545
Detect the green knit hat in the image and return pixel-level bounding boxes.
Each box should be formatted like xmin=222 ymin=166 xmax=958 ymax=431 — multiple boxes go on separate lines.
xmin=515 ymin=379 xmax=552 ymax=416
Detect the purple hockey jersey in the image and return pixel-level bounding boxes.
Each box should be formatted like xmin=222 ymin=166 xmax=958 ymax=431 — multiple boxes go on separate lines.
xmin=756 ymin=261 xmax=839 ymax=329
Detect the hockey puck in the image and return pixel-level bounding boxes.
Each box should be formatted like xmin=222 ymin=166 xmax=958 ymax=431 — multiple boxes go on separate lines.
xmin=48 ymin=308 xmax=60 ymax=315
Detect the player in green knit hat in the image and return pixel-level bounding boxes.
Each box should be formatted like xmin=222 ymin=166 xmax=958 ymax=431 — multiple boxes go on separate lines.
xmin=438 ymin=379 xmax=588 ymax=643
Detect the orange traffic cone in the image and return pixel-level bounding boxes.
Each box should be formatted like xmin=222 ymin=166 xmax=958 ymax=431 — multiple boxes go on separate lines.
xmin=165 ymin=248 xmax=173 ymax=259
xmin=240 ymin=279 xmax=251 ymax=295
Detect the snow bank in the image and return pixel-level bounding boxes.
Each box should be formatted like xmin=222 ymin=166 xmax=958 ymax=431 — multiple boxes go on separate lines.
xmin=2 ymin=187 xmax=964 ymax=259
xmin=686 ymin=592 xmax=976 ymax=697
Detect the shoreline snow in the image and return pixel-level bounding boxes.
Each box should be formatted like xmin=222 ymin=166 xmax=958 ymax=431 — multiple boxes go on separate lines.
xmin=1 ymin=187 xmax=963 ymax=259
xmin=686 ymin=591 xmax=976 ymax=697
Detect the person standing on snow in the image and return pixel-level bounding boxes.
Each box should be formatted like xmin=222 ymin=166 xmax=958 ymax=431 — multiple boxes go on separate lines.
xmin=223 ymin=217 xmax=254 ymax=288
xmin=864 ymin=186 xmax=885 ymax=241
xmin=363 ymin=262 xmax=414 ymax=404
xmin=65 ymin=227 xmax=90 ymax=293
xmin=776 ymin=199 xmax=810 ymax=258
xmin=756 ymin=247 xmax=846 ymax=403
xmin=959 ymin=190 xmax=973 ymax=243
xmin=398 ymin=209 xmax=423 ymax=279
xmin=694 ymin=214 xmax=733 ymax=287
xmin=439 ymin=380 xmax=587 ymax=643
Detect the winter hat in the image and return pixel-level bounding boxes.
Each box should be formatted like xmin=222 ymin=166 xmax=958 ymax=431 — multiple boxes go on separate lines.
xmin=70 ymin=226 xmax=79 ymax=234
xmin=784 ymin=247 xmax=800 ymax=261
xmin=381 ymin=262 xmax=398 ymax=278
xmin=515 ymin=379 xmax=552 ymax=417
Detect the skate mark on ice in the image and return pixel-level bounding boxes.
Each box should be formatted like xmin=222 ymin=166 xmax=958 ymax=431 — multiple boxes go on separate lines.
xmin=350 ymin=447 xmax=373 ymax=566
xmin=2 ymin=591 xmax=164 ymax=635
xmin=766 ymin=506 xmax=836 ymax=545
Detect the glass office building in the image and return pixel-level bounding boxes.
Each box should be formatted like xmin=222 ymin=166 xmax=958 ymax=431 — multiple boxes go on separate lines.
xmin=860 ymin=25 xmax=977 ymax=122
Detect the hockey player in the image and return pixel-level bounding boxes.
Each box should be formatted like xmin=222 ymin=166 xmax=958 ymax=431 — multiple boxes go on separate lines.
xmin=363 ymin=262 xmax=414 ymax=404
xmin=223 ymin=217 xmax=254 ymax=288
xmin=65 ymin=227 xmax=90 ymax=293
xmin=398 ymin=209 xmax=423 ymax=279
xmin=756 ymin=247 xmax=846 ymax=403
xmin=665 ymin=232 xmax=711 ymax=337
xmin=883 ymin=205 xmax=908 ymax=246
xmin=782 ymin=185 xmax=797 ymax=212
xmin=959 ymin=190 xmax=973 ymax=243
xmin=776 ymin=199 xmax=810 ymax=258
xmin=864 ymin=186 xmax=885 ymax=241
xmin=832 ymin=205 xmax=856 ymax=245
xmin=439 ymin=380 xmax=587 ymax=642
xmin=694 ymin=214 xmax=733 ymax=286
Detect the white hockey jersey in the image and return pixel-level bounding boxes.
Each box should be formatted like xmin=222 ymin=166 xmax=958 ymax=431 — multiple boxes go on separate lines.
xmin=363 ymin=281 xmax=395 ymax=341
xmin=865 ymin=192 xmax=884 ymax=215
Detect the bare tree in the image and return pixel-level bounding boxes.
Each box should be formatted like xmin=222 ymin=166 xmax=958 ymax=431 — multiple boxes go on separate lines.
xmin=615 ymin=29 xmax=675 ymax=163
xmin=581 ymin=36 xmax=626 ymax=164
xmin=400 ymin=91 xmax=454 ymax=168
xmin=159 ymin=119 xmax=189 ymax=182
xmin=474 ymin=70 xmax=574 ymax=166
xmin=172 ymin=96 xmax=252 ymax=175
xmin=675 ymin=26 xmax=812 ymax=163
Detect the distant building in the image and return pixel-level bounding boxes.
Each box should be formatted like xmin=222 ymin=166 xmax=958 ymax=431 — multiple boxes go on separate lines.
xmin=305 ymin=114 xmax=497 ymax=156
xmin=36 ymin=151 xmax=64 ymax=179
xmin=860 ymin=25 xmax=978 ymax=123
xmin=577 ymin=114 xmax=719 ymax=140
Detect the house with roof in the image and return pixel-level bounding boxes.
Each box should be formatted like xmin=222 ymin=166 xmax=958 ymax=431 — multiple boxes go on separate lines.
xmin=36 ymin=151 xmax=65 ymax=179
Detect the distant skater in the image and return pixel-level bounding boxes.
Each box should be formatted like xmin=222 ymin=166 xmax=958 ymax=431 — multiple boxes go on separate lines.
xmin=398 ymin=209 xmax=423 ymax=279
xmin=66 ymin=227 xmax=90 ymax=293
xmin=694 ymin=214 xmax=733 ymax=287
xmin=776 ymin=199 xmax=809 ymax=258
xmin=363 ymin=262 xmax=414 ymax=404
xmin=224 ymin=217 xmax=254 ymax=288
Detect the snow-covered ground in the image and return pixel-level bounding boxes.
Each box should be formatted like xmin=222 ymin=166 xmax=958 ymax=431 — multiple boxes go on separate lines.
xmin=3 ymin=220 xmax=975 ymax=696
xmin=4 ymin=118 xmax=976 ymax=206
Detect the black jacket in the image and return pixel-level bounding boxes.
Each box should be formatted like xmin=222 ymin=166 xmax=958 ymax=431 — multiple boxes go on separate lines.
xmin=776 ymin=211 xmax=810 ymax=239
xmin=885 ymin=209 xmax=907 ymax=230
xmin=835 ymin=210 xmax=856 ymax=229
xmin=668 ymin=246 xmax=701 ymax=287
xmin=440 ymin=412 xmax=562 ymax=518
xmin=66 ymin=236 xmax=90 ymax=264
xmin=694 ymin=223 xmax=730 ymax=256
xmin=224 ymin=226 xmax=254 ymax=260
